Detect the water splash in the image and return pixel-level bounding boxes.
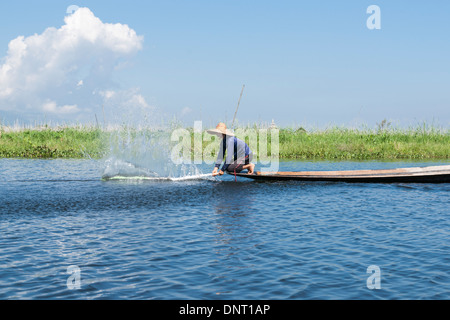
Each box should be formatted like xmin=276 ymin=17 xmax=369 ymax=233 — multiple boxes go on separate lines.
xmin=101 ymin=126 xmax=214 ymax=181
xmin=102 ymin=158 xmax=159 ymax=180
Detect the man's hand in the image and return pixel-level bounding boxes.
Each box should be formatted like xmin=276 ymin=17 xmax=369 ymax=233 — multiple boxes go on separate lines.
xmin=212 ymin=168 xmax=224 ymax=176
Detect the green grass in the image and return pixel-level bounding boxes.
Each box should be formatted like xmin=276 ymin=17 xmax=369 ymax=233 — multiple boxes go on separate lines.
xmin=0 ymin=127 xmax=107 ymax=159
xmin=0 ymin=125 xmax=449 ymax=160
xmin=276 ymin=127 xmax=450 ymax=160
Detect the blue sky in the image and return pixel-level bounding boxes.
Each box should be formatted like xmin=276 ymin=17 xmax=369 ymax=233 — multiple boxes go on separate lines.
xmin=0 ymin=1 xmax=449 ymax=128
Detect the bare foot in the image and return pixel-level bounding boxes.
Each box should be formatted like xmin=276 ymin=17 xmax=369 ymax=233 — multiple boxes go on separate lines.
xmin=247 ymin=163 xmax=255 ymax=174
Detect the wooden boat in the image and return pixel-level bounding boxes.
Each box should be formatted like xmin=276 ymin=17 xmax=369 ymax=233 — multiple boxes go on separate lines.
xmin=231 ymin=165 xmax=450 ymax=183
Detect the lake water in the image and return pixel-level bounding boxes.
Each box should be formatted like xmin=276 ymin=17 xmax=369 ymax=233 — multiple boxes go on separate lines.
xmin=0 ymin=159 xmax=449 ymax=299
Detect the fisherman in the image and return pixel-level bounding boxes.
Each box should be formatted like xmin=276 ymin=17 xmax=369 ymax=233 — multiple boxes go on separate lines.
xmin=207 ymin=123 xmax=255 ymax=176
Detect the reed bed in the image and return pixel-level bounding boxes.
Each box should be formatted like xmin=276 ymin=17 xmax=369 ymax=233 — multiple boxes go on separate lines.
xmin=0 ymin=126 xmax=106 ymax=158
xmin=0 ymin=124 xmax=449 ymax=160
xmin=277 ymin=126 xmax=449 ymax=160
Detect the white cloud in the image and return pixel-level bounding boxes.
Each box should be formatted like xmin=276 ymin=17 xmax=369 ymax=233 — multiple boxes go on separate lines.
xmin=181 ymin=107 xmax=192 ymax=116
xmin=98 ymin=88 xmax=154 ymax=124
xmin=127 ymin=93 xmax=151 ymax=110
xmin=0 ymin=7 xmax=146 ymax=121
xmin=42 ymin=100 xmax=79 ymax=114
xmin=100 ymin=90 xmax=116 ymax=100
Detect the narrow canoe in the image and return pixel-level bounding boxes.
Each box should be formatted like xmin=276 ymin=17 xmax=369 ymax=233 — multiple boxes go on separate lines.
xmin=231 ymin=165 xmax=450 ymax=183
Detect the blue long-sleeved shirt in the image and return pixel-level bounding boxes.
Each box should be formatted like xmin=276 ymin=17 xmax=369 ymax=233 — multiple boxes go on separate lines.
xmin=215 ymin=135 xmax=251 ymax=172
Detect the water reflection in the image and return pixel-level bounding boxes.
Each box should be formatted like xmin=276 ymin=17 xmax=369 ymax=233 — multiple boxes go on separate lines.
xmin=213 ymin=183 xmax=256 ymax=244
xmin=210 ymin=183 xmax=262 ymax=296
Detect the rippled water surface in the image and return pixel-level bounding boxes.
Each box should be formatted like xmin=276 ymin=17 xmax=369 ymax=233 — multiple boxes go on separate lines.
xmin=0 ymin=159 xmax=449 ymax=299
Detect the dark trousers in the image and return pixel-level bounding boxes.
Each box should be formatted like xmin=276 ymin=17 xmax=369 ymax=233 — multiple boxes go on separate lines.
xmin=226 ymin=153 xmax=253 ymax=173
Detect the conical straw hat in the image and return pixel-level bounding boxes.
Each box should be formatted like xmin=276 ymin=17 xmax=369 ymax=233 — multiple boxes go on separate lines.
xmin=206 ymin=122 xmax=235 ymax=137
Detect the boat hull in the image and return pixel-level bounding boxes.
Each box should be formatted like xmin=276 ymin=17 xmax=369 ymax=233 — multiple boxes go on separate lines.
xmin=232 ymin=165 xmax=450 ymax=183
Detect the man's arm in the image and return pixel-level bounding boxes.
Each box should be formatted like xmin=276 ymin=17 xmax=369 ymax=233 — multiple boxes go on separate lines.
xmin=213 ymin=139 xmax=226 ymax=175
xmin=215 ymin=139 xmax=225 ymax=168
